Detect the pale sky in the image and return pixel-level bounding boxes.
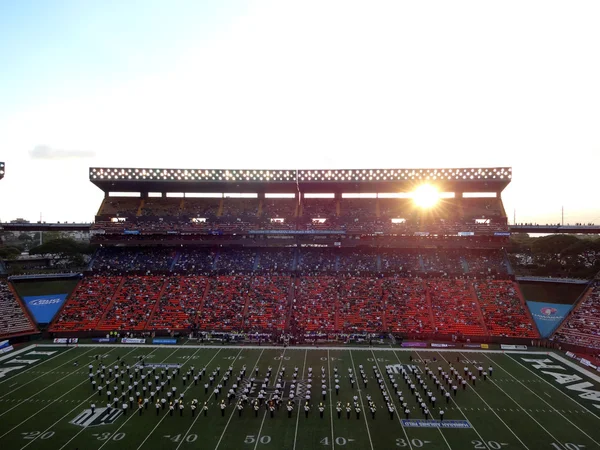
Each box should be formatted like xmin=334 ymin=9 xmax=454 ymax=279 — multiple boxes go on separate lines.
xmin=0 ymin=0 xmax=599 ymax=225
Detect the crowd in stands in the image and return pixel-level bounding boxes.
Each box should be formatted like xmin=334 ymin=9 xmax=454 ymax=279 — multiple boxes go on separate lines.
xmin=261 ymin=198 xmax=297 ymax=219
xmin=93 ymin=247 xmax=176 ymax=272
xmin=197 ymin=275 xmax=250 ymax=331
xmin=473 ymin=280 xmax=537 ymax=338
xmin=338 ymin=276 xmax=383 ymax=332
xmin=428 ymin=279 xmax=486 ymax=336
xmin=421 ymin=252 xmax=465 ymax=274
xmin=297 ymin=249 xmax=337 ymax=272
xmin=554 ymin=284 xmax=600 ymax=349
xmin=244 ymin=275 xmax=290 ymax=331
xmin=291 ymin=276 xmax=338 ymax=332
xmin=216 ymin=249 xmax=257 ymax=272
xmin=256 ymin=249 xmax=294 ymax=272
xmin=338 ymin=250 xmax=378 ymax=272
xmin=173 ymin=249 xmax=216 ymax=272
xmin=0 ymin=281 xmax=36 ymax=337
xmin=382 ymin=277 xmax=432 ymax=334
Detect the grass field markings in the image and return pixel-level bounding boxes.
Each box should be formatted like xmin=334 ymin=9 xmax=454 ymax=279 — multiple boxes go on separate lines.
xmin=460 ymin=352 xmax=572 ymax=449
xmin=13 ymin=346 xmax=140 ymax=450
xmin=348 ymin=349 xmax=374 ymax=450
xmin=134 ymin=347 xmax=221 ymax=450
xmin=0 ymin=347 xmax=95 ymax=397
xmin=326 ymin=349 xmax=336 ymax=450
xmin=292 ymin=349 xmax=308 ymax=450
xmin=428 ymin=351 xmax=528 ymax=450
xmin=94 ymin=346 xmax=198 ymax=450
xmin=213 ymin=348 xmax=266 ymax=450
xmin=503 ymin=353 xmax=600 ymax=422
xmin=0 ymin=347 xmax=117 ymax=422
xmin=252 ymin=348 xmax=288 ymax=450
xmin=481 ymin=353 xmax=600 ymax=448
xmin=376 ymin=350 xmax=418 ymax=450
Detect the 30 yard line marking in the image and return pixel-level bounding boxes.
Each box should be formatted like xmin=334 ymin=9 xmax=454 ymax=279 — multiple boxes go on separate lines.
xmin=292 ymin=349 xmax=308 ymax=450
xmin=0 ymin=347 xmax=95 ymax=398
xmin=504 ymin=353 xmax=600 ymax=422
xmin=16 ymin=346 xmax=140 ymax=450
xmin=348 ymin=349 xmax=374 ymax=450
xmin=387 ymin=350 xmax=451 ymax=450
xmin=252 ymin=348 xmax=287 ymax=450
xmin=213 ymin=349 xmax=266 ymax=450
xmin=431 ymin=351 xmax=529 ymax=450
xmin=482 ymin=353 xmax=600 ymax=448
xmin=135 ymin=347 xmax=223 ymax=450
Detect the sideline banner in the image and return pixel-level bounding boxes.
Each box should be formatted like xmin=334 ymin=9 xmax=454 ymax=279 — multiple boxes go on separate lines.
xmin=153 ymin=338 xmax=177 ymax=344
xmin=53 ymin=338 xmax=78 ymax=344
xmin=23 ymin=294 xmax=68 ymax=323
xmin=500 ymin=344 xmax=527 ymax=350
xmin=401 ymin=342 xmax=427 ymax=348
xmin=0 ymin=345 xmax=13 ymax=354
xmin=431 ymin=343 xmax=456 ymax=348
xmin=92 ymin=338 xmax=116 ymax=343
xmin=121 ymin=338 xmax=146 ymax=344
xmin=526 ymin=301 xmax=573 ymax=337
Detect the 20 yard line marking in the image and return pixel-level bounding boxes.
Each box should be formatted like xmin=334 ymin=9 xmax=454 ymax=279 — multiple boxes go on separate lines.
xmin=483 ymin=353 xmax=600 ymax=448
xmin=213 ymin=349 xmax=266 ymax=450
xmin=430 ymin=351 xmax=529 ymax=450
xmin=17 ymin=346 xmax=140 ymax=450
xmin=348 ymin=349 xmax=374 ymax=450
xmin=292 ymin=349 xmax=308 ymax=450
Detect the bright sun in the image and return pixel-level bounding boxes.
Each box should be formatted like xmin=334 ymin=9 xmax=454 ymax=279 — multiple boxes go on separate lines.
xmin=412 ymin=184 xmax=439 ymax=208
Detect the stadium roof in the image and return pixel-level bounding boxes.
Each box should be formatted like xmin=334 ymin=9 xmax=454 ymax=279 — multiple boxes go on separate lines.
xmin=89 ymin=167 xmax=512 ymax=193
xmin=0 ymin=162 xmax=4 ymax=180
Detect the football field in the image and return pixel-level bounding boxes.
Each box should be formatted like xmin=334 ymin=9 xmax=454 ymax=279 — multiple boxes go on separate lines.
xmin=1 ymin=344 xmax=599 ymax=450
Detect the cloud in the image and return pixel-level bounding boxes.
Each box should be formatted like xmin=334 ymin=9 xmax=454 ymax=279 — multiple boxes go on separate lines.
xmin=29 ymin=145 xmax=95 ymax=160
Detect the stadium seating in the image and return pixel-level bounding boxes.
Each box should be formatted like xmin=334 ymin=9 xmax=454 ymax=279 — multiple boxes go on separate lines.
xmin=382 ymin=277 xmax=432 ymax=334
xmin=50 ymin=276 xmax=123 ymax=332
xmin=427 ymin=279 xmax=486 ymax=336
xmin=291 ymin=276 xmax=338 ymax=333
xmin=261 ymin=198 xmax=297 ymax=219
xmin=197 ymin=275 xmax=250 ymax=331
xmin=554 ymin=285 xmax=600 ymax=349
xmin=216 ymin=249 xmax=257 ymax=272
xmin=297 ymin=249 xmax=337 ymax=272
xmin=473 ymin=280 xmax=538 ymax=338
xmin=140 ymin=198 xmax=181 ymax=217
xmin=146 ymin=275 xmax=209 ymax=331
xmin=244 ymin=275 xmax=291 ymax=331
xmin=98 ymin=197 xmax=141 ymax=217
xmin=173 ymin=249 xmax=217 ymax=272
xmin=0 ymin=281 xmax=36 ymax=337
xmin=256 ymin=249 xmax=294 ymax=272
xmin=338 ymin=250 xmax=378 ymax=272
xmin=96 ymin=275 xmax=166 ymax=331
xmin=337 ymin=276 xmax=383 ymax=332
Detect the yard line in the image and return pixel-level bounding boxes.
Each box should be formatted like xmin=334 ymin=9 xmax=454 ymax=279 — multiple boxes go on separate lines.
xmin=0 ymin=347 xmax=94 ymax=397
xmin=348 ymin=349 xmax=374 ymax=450
xmin=460 ymin=352 xmax=569 ymax=449
xmin=387 ymin=350 xmax=450 ymax=450
xmin=326 ymin=350 xmax=336 ymax=450
xmin=481 ymin=353 xmax=600 ymax=448
xmin=504 ymin=353 xmax=600 ymax=422
xmin=15 ymin=346 xmax=140 ymax=449
xmin=292 ymin=349 xmax=308 ymax=450
xmin=213 ymin=349 xmax=266 ymax=450
xmin=253 ymin=348 xmax=287 ymax=450
xmin=133 ymin=346 xmax=220 ymax=450
xmin=431 ymin=351 xmax=530 ymax=450
xmin=0 ymin=347 xmax=114 ymax=421
xmin=9 ymin=382 xmax=18 ymax=388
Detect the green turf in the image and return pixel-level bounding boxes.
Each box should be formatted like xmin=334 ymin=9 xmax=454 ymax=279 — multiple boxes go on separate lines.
xmin=0 ymin=344 xmax=599 ymax=450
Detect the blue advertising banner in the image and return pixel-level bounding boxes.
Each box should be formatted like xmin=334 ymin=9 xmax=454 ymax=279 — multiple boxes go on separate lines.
xmin=527 ymin=301 xmax=573 ymax=338
xmin=23 ymin=294 xmax=68 ymax=323
xmin=92 ymin=338 xmax=117 ymax=343
xmin=153 ymin=338 xmax=177 ymax=344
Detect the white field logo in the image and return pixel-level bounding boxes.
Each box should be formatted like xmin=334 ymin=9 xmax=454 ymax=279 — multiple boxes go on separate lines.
xmin=29 ymin=298 xmax=61 ymax=306
xmin=522 ymin=358 xmax=600 ymax=410
xmin=70 ymin=407 xmax=122 ymax=427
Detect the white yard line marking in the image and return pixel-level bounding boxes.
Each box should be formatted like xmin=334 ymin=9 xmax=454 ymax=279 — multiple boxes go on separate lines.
xmin=0 ymin=345 xmax=38 ymax=363
xmin=327 ymin=350 xmax=336 ymax=450
xmin=253 ymin=348 xmax=287 ymax=450
xmin=133 ymin=347 xmax=218 ymax=450
xmin=0 ymin=347 xmax=116 ymax=423
xmin=348 ymin=349 xmax=374 ymax=450
xmin=213 ymin=349 xmax=266 ymax=450
xmin=482 ymin=353 xmax=600 ymax=447
xmin=461 ymin=352 xmax=567 ymax=449
xmin=16 ymin=346 xmax=139 ymax=450
xmin=504 ymin=353 xmax=600 ymax=421
xmin=386 ymin=350 xmax=450 ymax=450
xmin=9 ymin=382 xmax=18 ymax=388
xmin=292 ymin=349 xmax=308 ymax=450
xmin=0 ymin=347 xmax=94 ymax=396
xmin=430 ymin=351 xmax=529 ymax=450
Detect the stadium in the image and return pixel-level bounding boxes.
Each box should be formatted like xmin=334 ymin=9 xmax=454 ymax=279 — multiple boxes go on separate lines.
xmin=0 ymin=164 xmax=599 ymax=450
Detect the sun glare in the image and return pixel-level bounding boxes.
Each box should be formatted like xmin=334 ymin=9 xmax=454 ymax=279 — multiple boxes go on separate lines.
xmin=412 ymin=184 xmax=439 ymax=208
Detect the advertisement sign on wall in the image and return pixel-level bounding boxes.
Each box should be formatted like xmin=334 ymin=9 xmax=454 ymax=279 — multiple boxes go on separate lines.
xmin=23 ymin=294 xmax=68 ymax=323
xmin=121 ymin=338 xmax=146 ymax=344
xmin=526 ymin=301 xmax=574 ymax=338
